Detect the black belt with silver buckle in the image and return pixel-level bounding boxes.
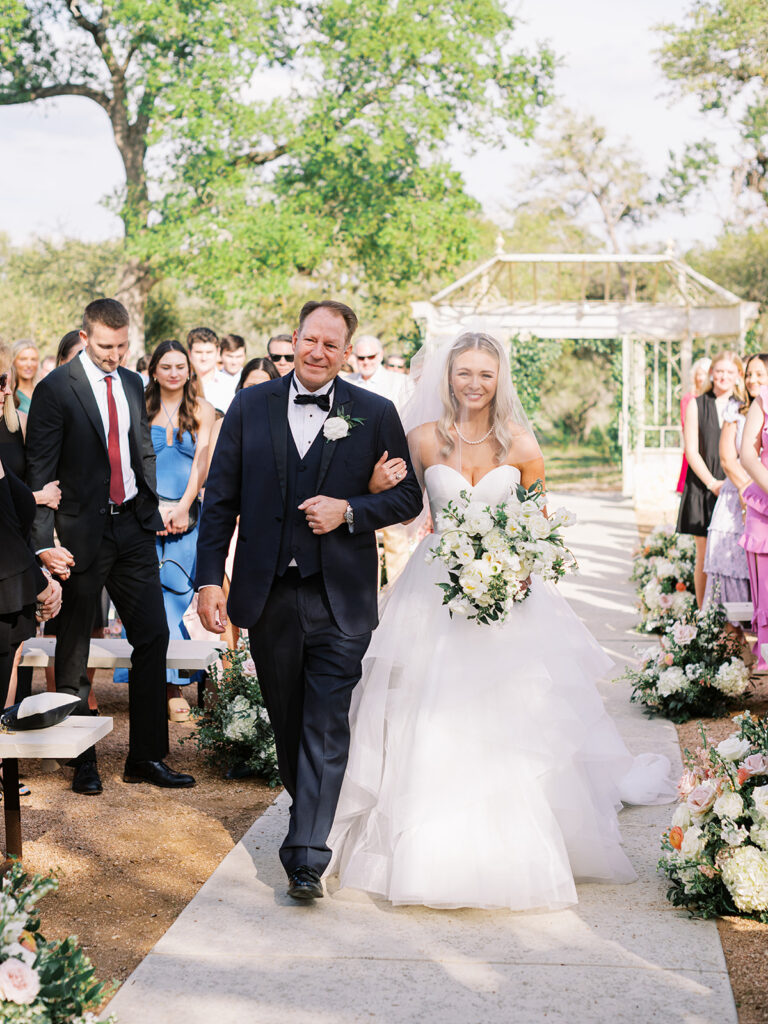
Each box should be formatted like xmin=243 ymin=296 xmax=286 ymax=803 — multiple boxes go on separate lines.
xmin=110 ymin=498 xmax=136 ymax=515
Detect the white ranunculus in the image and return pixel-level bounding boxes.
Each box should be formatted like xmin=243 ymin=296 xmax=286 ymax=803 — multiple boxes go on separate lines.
xmin=716 ymin=735 xmax=752 ymax=762
xmin=713 ymin=790 xmax=744 ymax=820
xmin=721 ymin=846 xmax=768 ymax=912
xmin=680 ymin=824 xmax=706 ymax=859
xmin=656 ymin=666 xmax=686 ymax=697
xmin=463 ymin=502 xmax=495 ymax=537
xmin=752 ymin=784 xmax=768 ymax=820
xmin=322 ymin=416 xmax=350 ymax=442
xmin=671 ymin=803 xmax=693 ymax=829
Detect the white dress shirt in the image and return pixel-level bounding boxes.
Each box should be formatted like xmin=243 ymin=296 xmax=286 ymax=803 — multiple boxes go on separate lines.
xmin=287 ymin=374 xmax=334 ymax=457
xmin=349 ymin=365 xmax=405 ymax=408
xmin=203 ymin=371 xmax=237 ymax=413
xmin=79 ymin=350 xmax=138 ymax=502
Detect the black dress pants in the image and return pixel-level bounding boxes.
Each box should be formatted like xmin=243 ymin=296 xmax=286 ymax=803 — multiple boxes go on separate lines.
xmin=55 ymin=508 xmax=169 ymax=762
xmin=249 ymin=571 xmax=371 ymax=876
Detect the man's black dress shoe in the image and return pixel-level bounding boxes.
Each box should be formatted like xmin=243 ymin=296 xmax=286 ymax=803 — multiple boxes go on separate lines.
xmin=72 ymin=760 xmax=102 ymax=795
xmin=123 ymin=760 xmax=195 ymax=788
xmin=287 ymin=866 xmax=324 ymax=901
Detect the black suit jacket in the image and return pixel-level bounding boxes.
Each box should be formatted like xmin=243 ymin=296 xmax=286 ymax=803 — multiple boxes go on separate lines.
xmin=25 ymin=356 xmax=163 ymax=571
xmin=0 ymin=464 xmax=47 ymax=617
xmin=196 ymin=372 xmax=423 ymax=635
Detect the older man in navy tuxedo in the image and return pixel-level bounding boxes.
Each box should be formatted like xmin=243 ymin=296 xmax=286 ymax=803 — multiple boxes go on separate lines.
xmin=196 ymin=300 xmax=422 ymax=900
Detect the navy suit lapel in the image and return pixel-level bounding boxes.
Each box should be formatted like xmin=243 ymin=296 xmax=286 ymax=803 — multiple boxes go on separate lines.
xmin=316 ymin=376 xmax=354 ymax=491
xmin=268 ymin=374 xmax=292 ymax=505
xmin=68 ymin=357 xmax=108 ymax=454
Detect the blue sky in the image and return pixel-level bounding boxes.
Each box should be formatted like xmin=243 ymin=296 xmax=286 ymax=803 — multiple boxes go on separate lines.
xmin=0 ymin=0 xmax=737 ymax=250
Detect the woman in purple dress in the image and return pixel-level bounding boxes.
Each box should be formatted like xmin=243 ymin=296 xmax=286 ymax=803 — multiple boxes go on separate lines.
xmin=739 ymin=358 xmax=768 ymax=669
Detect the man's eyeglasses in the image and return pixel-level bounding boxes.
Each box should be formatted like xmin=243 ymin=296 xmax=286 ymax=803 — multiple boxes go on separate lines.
xmin=270 ymin=353 xmax=294 ymax=363
xmin=0 ymin=373 xmax=8 ymax=391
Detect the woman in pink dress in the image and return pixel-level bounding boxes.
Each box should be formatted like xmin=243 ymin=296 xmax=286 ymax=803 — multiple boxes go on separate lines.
xmin=739 ymin=366 xmax=768 ymax=669
xmin=676 ymin=358 xmax=712 ymax=494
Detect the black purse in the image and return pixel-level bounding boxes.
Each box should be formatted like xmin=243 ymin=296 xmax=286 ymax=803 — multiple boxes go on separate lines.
xmin=158 ymin=495 xmax=200 ymax=534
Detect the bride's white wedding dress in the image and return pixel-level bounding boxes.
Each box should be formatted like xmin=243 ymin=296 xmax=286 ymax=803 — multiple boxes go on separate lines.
xmin=326 ymin=464 xmax=675 ymax=911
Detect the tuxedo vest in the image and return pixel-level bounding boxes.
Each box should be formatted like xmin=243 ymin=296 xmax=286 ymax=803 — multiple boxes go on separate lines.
xmin=276 ymin=429 xmax=324 ymax=577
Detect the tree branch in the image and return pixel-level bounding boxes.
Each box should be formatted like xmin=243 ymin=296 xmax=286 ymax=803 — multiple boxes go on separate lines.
xmin=236 ymin=143 xmax=290 ymax=167
xmin=64 ymin=1 xmax=102 ymax=43
xmin=0 ymin=82 xmax=111 ymax=112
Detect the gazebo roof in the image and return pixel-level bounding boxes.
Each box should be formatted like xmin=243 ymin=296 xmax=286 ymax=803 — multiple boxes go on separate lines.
xmin=412 ymin=245 xmax=759 ymax=342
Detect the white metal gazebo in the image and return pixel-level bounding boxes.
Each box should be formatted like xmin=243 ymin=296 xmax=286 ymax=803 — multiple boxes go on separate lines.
xmin=412 ymin=244 xmax=760 ymax=499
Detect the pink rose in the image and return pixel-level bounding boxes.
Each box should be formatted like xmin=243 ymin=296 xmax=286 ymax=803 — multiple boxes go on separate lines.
xmin=678 ymin=770 xmax=698 ymax=798
xmin=242 ymin=658 xmax=257 ymax=678
xmin=659 ymin=593 xmax=674 ymax=610
xmin=664 ymin=653 xmax=674 ymax=666
xmin=0 ymin=959 xmax=40 ymax=1005
xmin=739 ymin=753 xmax=768 ymax=778
xmin=687 ymin=782 xmax=717 ymax=815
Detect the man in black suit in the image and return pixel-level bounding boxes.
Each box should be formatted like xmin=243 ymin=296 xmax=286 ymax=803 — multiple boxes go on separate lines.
xmin=197 ymin=299 xmax=422 ymax=900
xmin=26 ymin=298 xmax=195 ymax=794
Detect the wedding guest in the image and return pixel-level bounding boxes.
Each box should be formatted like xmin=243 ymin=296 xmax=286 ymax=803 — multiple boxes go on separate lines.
xmin=39 ymin=355 xmax=56 ymax=379
xmin=136 ymin=354 xmax=149 ymax=385
xmin=239 ymin=357 xmax=279 ymax=389
xmin=26 ymin=298 xmax=195 ymax=794
xmin=385 ymin=353 xmax=407 ymax=374
xmin=704 ymin=354 xmax=768 ymax=612
xmin=188 ymin=327 xmax=235 ymax=413
xmin=349 ymin=334 xmax=405 ymax=405
xmin=266 ymin=334 xmax=295 ymax=377
xmin=147 ymin=340 xmax=215 ymax=721
xmin=220 ymin=334 xmax=247 ymax=384
xmin=739 ymin=356 xmax=768 ymax=670
xmin=56 ymin=330 xmax=85 ymax=366
xmin=676 ymin=358 xmax=711 ymax=494
xmin=678 ymin=351 xmax=743 ymax=606
xmin=12 ymin=340 xmax=39 ymax=415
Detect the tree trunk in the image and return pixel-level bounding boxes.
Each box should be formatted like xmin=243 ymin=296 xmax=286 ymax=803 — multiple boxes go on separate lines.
xmin=116 ymin=256 xmax=154 ymax=364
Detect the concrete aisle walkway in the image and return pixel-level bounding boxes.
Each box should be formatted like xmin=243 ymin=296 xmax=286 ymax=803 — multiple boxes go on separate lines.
xmin=104 ymin=492 xmax=736 ymax=1024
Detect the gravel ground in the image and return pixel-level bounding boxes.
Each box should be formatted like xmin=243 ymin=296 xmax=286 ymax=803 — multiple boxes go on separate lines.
xmin=1 ymin=669 xmax=276 ymax=999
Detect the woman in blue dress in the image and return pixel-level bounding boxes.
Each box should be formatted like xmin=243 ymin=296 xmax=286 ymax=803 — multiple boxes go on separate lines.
xmin=146 ymin=340 xmax=215 ymax=721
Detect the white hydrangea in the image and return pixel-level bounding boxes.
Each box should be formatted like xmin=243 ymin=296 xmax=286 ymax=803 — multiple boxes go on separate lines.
xmin=672 ymin=590 xmax=694 ymax=617
xmin=720 ymin=846 xmax=768 ymax=913
xmin=655 ymin=558 xmax=676 ymax=579
xmin=749 ymin=822 xmax=768 ymax=851
xmin=224 ymin=695 xmax=260 ymax=743
xmin=713 ymin=658 xmax=750 ymax=697
xmin=643 ymin=579 xmax=663 ymax=611
xmin=685 ymin=663 xmax=704 ymax=681
xmin=657 ymin=666 xmax=687 ymax=697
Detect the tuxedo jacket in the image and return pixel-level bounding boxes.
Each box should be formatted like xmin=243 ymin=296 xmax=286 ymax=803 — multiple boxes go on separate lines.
xmin=196 ymin=372 xmax=423 ymax=635
xmin=25 ymin=358 xmax=164 ymax=571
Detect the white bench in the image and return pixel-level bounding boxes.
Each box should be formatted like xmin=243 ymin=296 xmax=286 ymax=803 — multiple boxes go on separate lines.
xmin=19 ymin=637 xmax=225 ymax=670
xmin=1 ymin=716 xmax=113 ymax=867
xmin=723 ymin=602 xmax=754 ymax=623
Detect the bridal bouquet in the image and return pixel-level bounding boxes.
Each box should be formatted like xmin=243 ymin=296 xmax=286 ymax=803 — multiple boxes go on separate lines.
xmin=659 ymin=712 xmax=768 ymax=921
xmin=0 ymin=863 xmax=115 ymax=1023
xmin=631 ymin=525 xmax=696 ymax=633
xmin=427 ymin=479 xmax=577 ymax=625
xmin=624 ymin=599 xmax=749 ymax=723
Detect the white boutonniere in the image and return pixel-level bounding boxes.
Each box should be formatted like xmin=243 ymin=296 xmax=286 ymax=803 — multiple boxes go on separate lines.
xmin=323 ymin=406 xmax=365 ymax=443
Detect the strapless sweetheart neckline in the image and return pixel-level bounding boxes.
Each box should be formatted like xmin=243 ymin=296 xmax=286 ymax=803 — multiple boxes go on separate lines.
xmin=424 ymin=463 xmax=520 ymax=491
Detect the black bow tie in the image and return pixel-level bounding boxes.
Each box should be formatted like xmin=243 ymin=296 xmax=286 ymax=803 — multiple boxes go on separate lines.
xmin=294 ymin=392 xmax=331 ymax=412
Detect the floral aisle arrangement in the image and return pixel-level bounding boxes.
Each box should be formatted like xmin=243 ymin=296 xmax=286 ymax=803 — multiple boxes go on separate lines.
xmin=631 ymin=525 xmax=696 ymax=633
xmin=427 ymin=480 xmax=577 ymax=625
xmin=623 ymin=599 xmax=750 ymax=723
xmin=659 ymin=712 xmax=768 ymax=921
xmin=0 ymin=863 xmax=115 ymax=1023
xmin=189 ymin=642 xmax=280 ymax=786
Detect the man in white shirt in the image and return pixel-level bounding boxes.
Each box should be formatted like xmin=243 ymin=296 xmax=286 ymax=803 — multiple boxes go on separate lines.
xmin=187 ymin=327 xmax=236 ymax=413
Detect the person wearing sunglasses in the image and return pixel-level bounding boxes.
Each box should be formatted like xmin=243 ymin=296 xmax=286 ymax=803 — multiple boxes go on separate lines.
xmin=266 ymin=334 xmax=295 ymax=377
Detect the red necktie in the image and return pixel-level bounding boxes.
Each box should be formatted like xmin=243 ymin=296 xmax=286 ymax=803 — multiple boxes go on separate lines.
xmin=104 ymin=375 xmax=126 ymax=506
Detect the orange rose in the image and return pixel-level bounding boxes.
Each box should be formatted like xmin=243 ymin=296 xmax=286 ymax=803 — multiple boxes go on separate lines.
xmin=675 ymin=581 xmax=686 ymax=592
xmin=669 ymin=826 xmax=684 ymax=850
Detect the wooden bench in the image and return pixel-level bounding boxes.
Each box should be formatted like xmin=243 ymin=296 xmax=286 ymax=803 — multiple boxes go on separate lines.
xmin=19 ymin=637 xmax=226 ymax=671
xmin=1 ymin=716 xmax=113 ymax=868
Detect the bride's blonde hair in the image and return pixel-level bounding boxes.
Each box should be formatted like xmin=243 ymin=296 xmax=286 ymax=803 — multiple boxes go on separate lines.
xmin=437 ymin=332 xmax=518 ymax=464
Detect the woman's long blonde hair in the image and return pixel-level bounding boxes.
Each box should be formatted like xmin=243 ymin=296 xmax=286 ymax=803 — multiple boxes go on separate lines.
xmin=0 ymin=342 xmax=20 ymax=433
xmin=437 ymin=332 xmax=519 ymax=464
xmin=703 ymin=349 xmax=746 ymax=405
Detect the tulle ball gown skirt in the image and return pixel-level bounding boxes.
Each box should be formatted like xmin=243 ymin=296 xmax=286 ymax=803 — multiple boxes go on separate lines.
xmin=326 ymin=537 xmax=675 ymax=911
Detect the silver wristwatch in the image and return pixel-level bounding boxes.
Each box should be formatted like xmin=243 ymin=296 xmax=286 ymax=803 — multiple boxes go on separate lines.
xmin=344 ymin=502 xmax=354 ymax=533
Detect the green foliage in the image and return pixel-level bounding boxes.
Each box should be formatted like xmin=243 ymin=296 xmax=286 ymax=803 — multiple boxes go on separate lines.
xmin=508 ymin=334 xmax=561 ymax=425
xmin=188 ymin=644 xmax=280 ymax=786
xmin=656 ymin=1 xmax=768 ymax=208
xmin=630 ymin=524 xmax=696 ymax=634
xmin=688 ymin=227 xmax=768 ymax=342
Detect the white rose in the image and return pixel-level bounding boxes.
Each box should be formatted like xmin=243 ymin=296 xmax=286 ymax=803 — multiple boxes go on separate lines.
xmin=322 ymin=416 xmax=350 ymax=441
xmin=713 ymin=790 xmax=744 ymax=820
xmin=680 ymin=825 xmax=706 ymax=859
xmin=463 ymin=503 xmax=494 ymax=537
xmin=716 ymin=735 xmax=752 ymax=762
xmin=671 ymin=803 xmax=693 ymax=829
xmin=752 ymin=784 xmax=768 ymax=820
xmin=528 ymin=515 xmax=551 ymax=540
xmin=656 ymin=666 xmax=686 ymax=697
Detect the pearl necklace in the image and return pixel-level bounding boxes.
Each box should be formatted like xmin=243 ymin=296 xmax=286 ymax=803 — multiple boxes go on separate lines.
xmin=454 ymin=423 xmax=494 ymax=445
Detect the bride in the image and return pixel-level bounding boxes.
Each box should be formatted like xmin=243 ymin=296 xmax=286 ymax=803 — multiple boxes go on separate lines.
xmin=326 ymin=330 xmax=675 ymax=911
